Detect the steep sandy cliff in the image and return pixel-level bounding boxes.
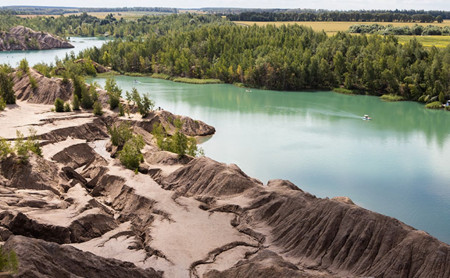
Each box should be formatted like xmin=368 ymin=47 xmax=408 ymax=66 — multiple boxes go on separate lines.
xmin=0 ymin=26 xmax=73 ymax=51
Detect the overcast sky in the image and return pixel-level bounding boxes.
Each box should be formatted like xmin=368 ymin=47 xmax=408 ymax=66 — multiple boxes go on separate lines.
xmin=0 ymin=0 xmax=448 ymax=11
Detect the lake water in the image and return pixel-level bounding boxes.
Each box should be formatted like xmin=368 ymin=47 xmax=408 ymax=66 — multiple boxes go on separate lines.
xmin=0 ymin=37 xmax=107 ymax=67
xmin=2 ymin=43 xmax=449 ymax=244
xmin=92 ymin=76 xmax=450 ymax=244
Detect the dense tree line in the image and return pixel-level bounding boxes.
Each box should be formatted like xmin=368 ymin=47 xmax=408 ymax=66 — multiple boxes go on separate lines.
xmin=0 ymin=13 xmax=231 ymax=37
xmin=225 ymin=11 xmax=448 ymax=23
xmin=0 ymin=6 xmax=177 ymax=15
xmin=79 ymin=24 xmax=449 ymax=103
xmin=349 ymin=24 xmax=450 ymax=36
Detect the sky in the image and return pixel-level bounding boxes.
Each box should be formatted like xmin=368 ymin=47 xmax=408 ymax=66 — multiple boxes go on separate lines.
xmin=1 ymin=0 xmax=449 ymax=11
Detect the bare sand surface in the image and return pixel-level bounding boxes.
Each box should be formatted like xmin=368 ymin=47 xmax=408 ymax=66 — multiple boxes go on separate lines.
xmin=0 ymin=101 xmax=94 ymax=138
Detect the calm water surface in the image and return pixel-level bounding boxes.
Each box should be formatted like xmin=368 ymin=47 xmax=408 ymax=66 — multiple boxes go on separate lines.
xmin=3 ymin=45 xmax=449 ymax=244
xmin=92 ymin=76 xmax=450 ymax=244
xmin=0 ymin=37 xmax=106 ymax=67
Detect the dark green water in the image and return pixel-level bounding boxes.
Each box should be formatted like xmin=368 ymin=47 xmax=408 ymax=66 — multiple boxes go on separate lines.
xmin=92 ymin=76 xmax=450 ymax=244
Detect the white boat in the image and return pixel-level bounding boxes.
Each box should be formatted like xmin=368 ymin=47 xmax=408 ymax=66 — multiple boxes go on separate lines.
xmin=362 ymin=114 xmax=372 ymax=120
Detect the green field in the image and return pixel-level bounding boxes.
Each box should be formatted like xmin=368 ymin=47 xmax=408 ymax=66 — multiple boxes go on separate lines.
xmin=234 ymin=20 xmax=450 ymax=47
xmin=396 ymin=35 xmax=450 ymax=48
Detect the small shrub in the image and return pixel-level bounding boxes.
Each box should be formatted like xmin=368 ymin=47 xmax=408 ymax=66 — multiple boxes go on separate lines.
xmin=333 ymin=88 xmax=355 ymax=95
xmin=80 ymin=85 xmax=97 ymax=109
xmin=119 ymin=135 xmax=145 ymax=171
xmin=0 ymin=246 xmax=19 ymax=273
xmin=14 ymin=130 xmax=29 ymax=163
xmin=33 ymin=63 xmax=52 ymax=78
xmin=131 ymin=88 xmax=154 ymax=117
xmin=25 ymin=128 xmax=42 ymax=157
xmin=93 ymin=101 xmax=103 ymax=116
xmin=72 ymin=95 xmax=80 ymax=110
xmin=54 ymin=98 xmax=64 ymax=112
xmin=0 ymin=137 xmax=12 ymax=159
xmin=0 ymin=71 xmax=16 ymax=104
xmin=425 ymin=101 xmax=443 ymax=109
xmin=19 ymin=58 xmax=29 ymax=73
xmin=380 ymin=94 xmax=404 ymax=102
xmin=29 ymin=75 xmax=38 ymax=90
xmin=152 ymin=122 xmax=203 ymax=157
xmin=105 ymin=77 xmax=122 ymax=110
xmin=64 ymin=103 xmax=71 ymax=112
xmin=118 ymin=103 xmax=125 ymax=116
xmin=445 ymin=106 xmax=450 ymax=111
xmin=108 ymin=122 xmax=133 ymax=147
xmin=0 ymin=96 xmax=6 ymax=111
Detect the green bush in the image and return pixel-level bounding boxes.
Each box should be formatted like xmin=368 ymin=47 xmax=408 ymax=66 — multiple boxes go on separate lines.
xmin=131 ymin=88 xmax=154 ymax=117
xmin=108 ymin=122 xmax=133 ymax=147
xmin=118 ymin=103 xmax=125 ymax=116
xmin=445 ymin=106 xmax=450 ymax=111
xmin=14 ymin=129 xmax=41 ymax=163
xmin=0 ymin=137 xmax=12 ymax=159
xmin=0 ymin=71 xmax=16 ymax=104
xmin=0 ymin=96 xmax=5 ymax=111
xmin=380 ymin=94 xmax=404 ymax=102
xmin=72 ymin=95 xmax=80 ymax=111
xmin=333 ymin=88 xmax=355 ymax=95
xmin=71 ymin=74 xmax=86 ymax=99
xmin=425 ymin=101 xmax=443 ymax=109
xmin=439 ymin=92 xmax=446 ymax=104
xmin=54 ymin=98 xmax=64 ymax=112
xmin=25 ymin=128 xmax=42 ymax=157
xmin=119 ymin=135 xmax=145 ymax=171
xmin=105 ymin=77 xmax=122 ymax=110
xmin=29 ymin=75 xmax=38 ymax=90
xmin=80 ymin=85 xmax=97 ymax=109
xmin=0 ymin=246 xmax=18 ymax=273
xmin=19 ymin=58 xmax=29 ymax=73
xmin=152 ymin=122 xmax=203 ymax=157
xmin=93 ymin=101 xmax=103 ymax=116
xmin=33 ymin=63 xmax=53 ymax=78
xmin=64 ymin=103 xmax=71 ymax=112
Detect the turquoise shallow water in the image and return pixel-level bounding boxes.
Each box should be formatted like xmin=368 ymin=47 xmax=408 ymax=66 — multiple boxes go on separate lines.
xmin=2 ymin=42 xmax=449 ymax=244
xmin=92 ymin=76 xmax=450 ymax=244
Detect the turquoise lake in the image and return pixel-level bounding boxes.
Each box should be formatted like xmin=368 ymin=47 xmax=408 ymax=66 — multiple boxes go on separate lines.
xmin=1 ymin=40 xmax=449 ymax=243
xmin=92 ymin=76 xmax=450 ymax=244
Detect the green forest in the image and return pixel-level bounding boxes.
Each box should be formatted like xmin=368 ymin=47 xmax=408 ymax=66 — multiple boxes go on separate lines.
xmin=77 ymin=21 xmax=449 ymax=103
xmin=0 ymin=12 xmax=231 ymax=37
xmin=1 ymin=13 xmax=449 ymax=105
xmin=225 ymin=10 xmax=448 ymax=23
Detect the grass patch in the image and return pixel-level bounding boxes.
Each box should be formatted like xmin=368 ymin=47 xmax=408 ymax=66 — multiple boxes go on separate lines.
xmin=96 ymin=71 xmax=120 ymax=78
xmin=425 ymin=101 xmax=443 ymax=109
xmin=397 ymin=35 xmax=450 ymax=48
xmin=233 ymin=82 xmax=247 ymax=88
xmin=125 ymin=72 xmax=151 ymax=77
xmin=151 ymin=73 xmax=171 ymax=80
xmin=234 ymin=20 xmax=450 ymax=36
xmin=333 ymin=88 xmax=356 ymax=95
xmin=172 ymin=77 xmax=223 ymax=84
xmin=380 ymin=94 xmax=405 ymax=101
